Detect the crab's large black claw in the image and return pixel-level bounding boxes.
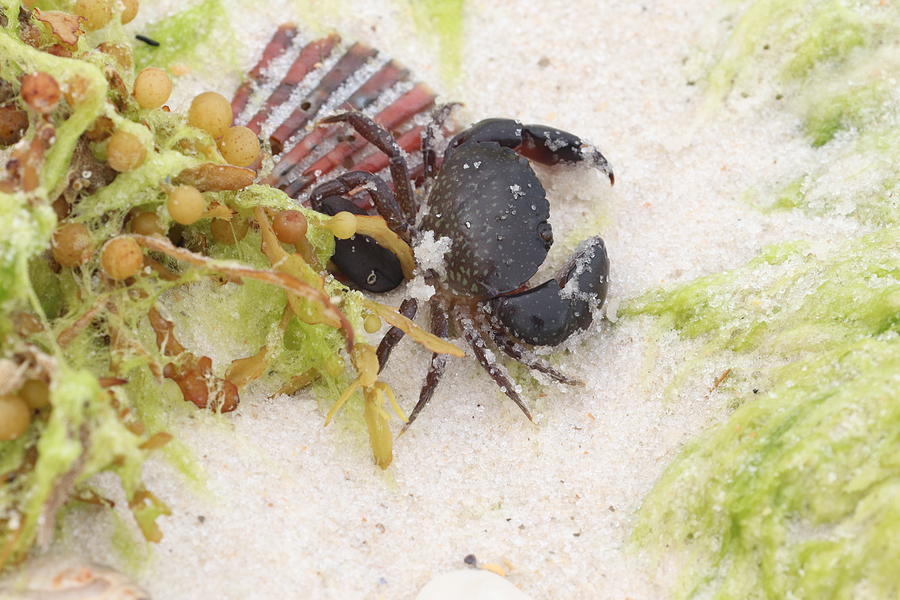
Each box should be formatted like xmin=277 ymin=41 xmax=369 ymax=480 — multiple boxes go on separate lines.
xmin=491 ymin=236 xmax=609 ymax=346
xmin=312 ymin=195 xmax=404 ymax=293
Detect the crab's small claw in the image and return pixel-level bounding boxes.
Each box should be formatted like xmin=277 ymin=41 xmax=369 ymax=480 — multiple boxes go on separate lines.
xmin=445 ymin=118 xmax=615 ymax=185
xmin=519 ymin=124 xmax=614 ymax=186
xmin=491 ymin=236 xmax=610 ymax=346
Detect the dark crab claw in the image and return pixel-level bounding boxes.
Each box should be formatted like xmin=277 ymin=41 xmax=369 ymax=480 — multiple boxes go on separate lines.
xmin=312 ymin=195 xmax=405 ymax=293
xmin=520 ymin=125 xmax=615 ymax=186
xmin=491 ymin=236 xmax=610 ymax=346
xmin=588 ymin=147 xmax=614 ymax=186
xmin=445 ymin=119 xmax=614 ymax=186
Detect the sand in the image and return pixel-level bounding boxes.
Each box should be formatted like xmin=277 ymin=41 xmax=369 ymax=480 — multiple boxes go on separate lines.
xmin=7 ymin=1 xmax=870 ymax=598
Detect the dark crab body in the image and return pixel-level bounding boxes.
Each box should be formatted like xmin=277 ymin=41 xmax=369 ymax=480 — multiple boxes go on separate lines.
xmin=233 ymin=26 xmax=612 ymax=428
xmin=423 ymin=133 xmax=611 ymax=347
xmin=422 ymin=142 xmax=552 ymax=299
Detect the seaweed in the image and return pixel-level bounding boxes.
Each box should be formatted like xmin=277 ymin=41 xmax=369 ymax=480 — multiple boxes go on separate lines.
xmin=704 ymin=0 xmax=899 ymax=226
xmin=408 ymin=0 xmax=465 ymax=84
xmin=627 ymin=3 xmax=900 ymax=592
xmin=626 ymin=229 xmax=900 ymax=598
xmin=0 ymin=0 xmax=451 ymax=571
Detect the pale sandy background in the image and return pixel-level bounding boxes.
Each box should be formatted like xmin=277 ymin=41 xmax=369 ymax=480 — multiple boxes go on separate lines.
xmin=11 ymin=1 xmax=868 ymax=598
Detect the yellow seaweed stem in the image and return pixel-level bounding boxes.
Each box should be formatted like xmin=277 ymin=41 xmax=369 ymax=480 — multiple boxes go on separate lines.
xmin=364 ymin=386 xmax=395 ymax=469
xmin=323 ymin=344 xmax=407 ymax=469
xmin=129 ymin=234 xmax=354 ymax=351
xmin=254 ymin=207 xmax=334 ymax=329
xmin=364 ymin=299 xmax=464 ymax=357
xmin=225 ymin=346 xmax=267 ymax=388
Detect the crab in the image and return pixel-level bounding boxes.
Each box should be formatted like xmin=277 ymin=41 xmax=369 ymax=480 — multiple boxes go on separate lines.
xmin=230 ymin=26 xmax=612 ymax=431
xmin=305 ymin=111 xmax=612 ymax=429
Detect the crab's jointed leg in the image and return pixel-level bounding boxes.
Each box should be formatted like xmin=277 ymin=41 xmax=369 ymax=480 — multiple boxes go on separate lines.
xmin=309 ymin=170 xmax=411 ymax=242
xmin=455 ymin=306 xmax=534 ymax=423
xmin=318 ymin=111 xmax=417 ymax=227
xmin=487 ymin=327 xmax=582 ymax=386
xmin=272 ymin=59 xmax=410 ymax=188
xmin=401 ymin=293 xmax=451 ymax=433
xmin=376 ymin=297 xmax=418 ymax=370
xmin=291 ymin=84 xmax=434 ymax=195
xmin=422 ymin=103 xmax=461 ymax=184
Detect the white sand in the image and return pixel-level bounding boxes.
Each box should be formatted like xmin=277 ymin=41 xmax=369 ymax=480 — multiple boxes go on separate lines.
xmin=13 ymin=1 xmax=868 ymax=598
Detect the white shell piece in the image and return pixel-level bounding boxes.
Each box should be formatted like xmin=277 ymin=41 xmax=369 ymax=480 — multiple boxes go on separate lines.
xmin=416 ymin=569 xmax=532 ymax=600
xmin=0 ymin=561 xmax=149 ymax=600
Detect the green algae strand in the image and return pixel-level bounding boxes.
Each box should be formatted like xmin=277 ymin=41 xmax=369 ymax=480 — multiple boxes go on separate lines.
xmin=626 ymin=229 xmax=900 ymax=599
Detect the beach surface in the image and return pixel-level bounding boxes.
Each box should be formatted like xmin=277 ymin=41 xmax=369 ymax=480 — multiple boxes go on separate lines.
xmin=10 ymin=1 xmax=878 ymax=598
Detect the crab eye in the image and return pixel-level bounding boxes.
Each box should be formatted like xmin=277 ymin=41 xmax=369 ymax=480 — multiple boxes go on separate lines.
xmin=537 ymin=222 xmax=553 ymax=248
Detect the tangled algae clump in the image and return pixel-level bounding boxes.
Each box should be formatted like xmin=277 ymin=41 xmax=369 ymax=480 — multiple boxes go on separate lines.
xmin=628 ymin=1 xmax=899 ymax=597
xmin=0 ymin=0 xmax=454 ymax=570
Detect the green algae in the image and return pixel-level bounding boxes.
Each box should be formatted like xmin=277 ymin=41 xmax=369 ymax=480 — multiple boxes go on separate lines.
xmin=635 ymin=338 xmax=899 ymax=598
xmin=707 ymin=0 xmax=897 ymax=103
xmin=407 ymin=0 xmax=465 ymax=84
xmin=0 ymin=19 xmax=107 ymax=322
xmin=132 ymin=0 xmax=237 ymax=74
xmin=0 ymin=368 xmax=150 ymax=567
xmin=767 ymin=124 xmax=899 ymax=227
xmin=0 ymin=22 xmax=110 ymax=193
xmin=0 ymin=1 xmax=368 ymax=570
xmin=769 ymin=177 xmax=805 ymax=211
xmin=704 ymin=0 xmax=900 ymax=226
xmin=74 ymin=151 xmax=197 ymax=235
xmin=626 ymin=228 xmax=900 ymax=599
xmin=624 ymin=231 xmax=897 ymax=354
xmin=779 ymin=3 xmax=866 ymax=81
xmin=126 ymin=370 xmax=205 ymax=487
xmin=802 ymin=80 xmax=889 ymax=148
xmin=109 ymin=510 xmax=152 ymax=574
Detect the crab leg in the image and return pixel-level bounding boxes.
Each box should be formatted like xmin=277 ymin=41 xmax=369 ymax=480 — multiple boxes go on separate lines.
xmin=422 ymin=103 xmax=460 ymax=183
xmin=401 ymin=293 xmax=451 ymax=432
xmin=376 ymin=297 xmax=418 ymax=370
xmin=445 ymin=118 xmax=615 ymax=184
xmin=270 ymin=60 xmax=410 ymax=183
xmin=289 ymin=84 xmax=434 ymax=184
xmin=231 ymin=24 xmax=299 ymax=118
xmin=486 ymin=327 xmax=582 ymax=386
xmin=316 ymin=111 xmax=418 ymax=227
xmin=455 ymin=306 xmax=534 ymax=423
xmin=407 ymin=161 xmax=427 ymax=188
xmin=308 ymin=170 xmax=411 ymax=241
xmin=349 ymin=125 xmax=425 ymax=175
